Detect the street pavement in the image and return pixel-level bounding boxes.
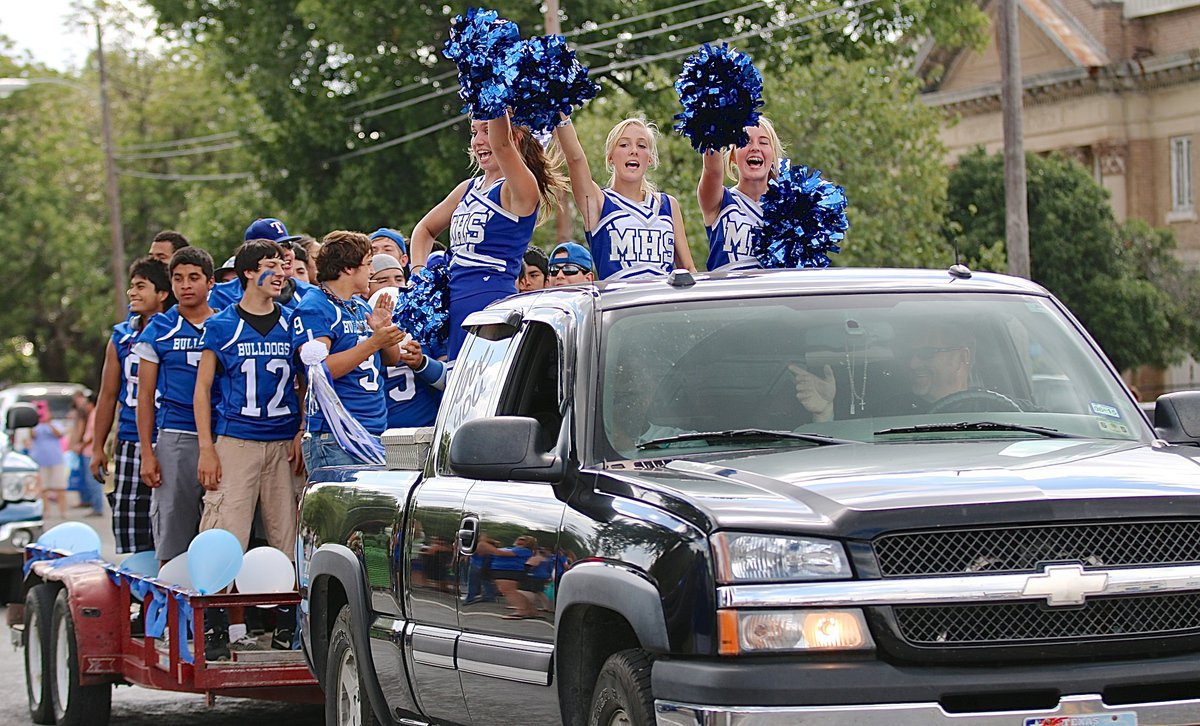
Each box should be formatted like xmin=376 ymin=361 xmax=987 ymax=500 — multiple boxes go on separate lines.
xmin=0 ymin=504 xmax=325 ymax=725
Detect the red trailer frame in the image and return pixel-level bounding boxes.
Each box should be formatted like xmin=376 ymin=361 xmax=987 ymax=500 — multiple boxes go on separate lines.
xmin=16 ymin=545 xmax=322 ymax=710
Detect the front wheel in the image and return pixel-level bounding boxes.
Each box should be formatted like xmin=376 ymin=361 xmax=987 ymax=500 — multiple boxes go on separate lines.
xmin=49 ymin=588 xmax=112 ymax=726
xmin=325 ymin=604 xmax=380 ymax=726
xmin=588 ymin=649 xmax=655 ymax=726
xmin=24 ymin=583 xmax=56 ymax=725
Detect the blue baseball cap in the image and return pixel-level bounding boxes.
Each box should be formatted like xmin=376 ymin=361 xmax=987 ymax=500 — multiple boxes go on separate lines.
xmin=245 ymin=217 xmax=301 ymax=244
xmin=550 ymin=242 xmax=593 ymax=272
xmin=369 ymin=228 xmax=408 ymax=254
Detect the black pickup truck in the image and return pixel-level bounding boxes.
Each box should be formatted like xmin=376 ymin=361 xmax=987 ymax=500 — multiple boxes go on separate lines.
xmin=297 ymin=267 xmax=1200 ymax=726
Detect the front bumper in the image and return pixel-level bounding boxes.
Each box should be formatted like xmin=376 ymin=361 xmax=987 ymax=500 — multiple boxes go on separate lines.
xmin=0 ymin=509 xmax=42 ymax=557
xmin=656 ymin=693 xmax=1200 ymax=725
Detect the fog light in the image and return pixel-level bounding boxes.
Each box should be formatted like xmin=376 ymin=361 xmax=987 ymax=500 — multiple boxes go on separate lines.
xmin=718 ymin=609 xmax=873 ymax=655
xmin=11 ymin=529 xmax=32 ymax=548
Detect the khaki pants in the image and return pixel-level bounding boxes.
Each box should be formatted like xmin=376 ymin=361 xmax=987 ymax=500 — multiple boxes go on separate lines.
xmin=199 ymin=437 xmax=303 ymax=556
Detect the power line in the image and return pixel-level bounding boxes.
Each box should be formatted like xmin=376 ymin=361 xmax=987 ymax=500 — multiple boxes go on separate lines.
xmin=117 ymin=140 xmax=246 ymax=160
xmin=118 ymin=169 xmax=256 ymax=181
xmin=575 ymin=0 xmax=769 ymax=54
xmin=335 ymin=0 xmax=884 ymax=161
xmin=119 ymin=130 xmax=241 ymax=152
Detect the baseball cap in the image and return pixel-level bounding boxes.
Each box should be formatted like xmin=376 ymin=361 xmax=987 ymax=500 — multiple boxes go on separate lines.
xmin=245 ymin=217 xmax=301 ymax=244
xmin=371 ymin=254 xmax=404 ymax=276
xmin=216 ymin=256 xmax=236 ymax=274
xmin=550 ymin=242 xmax=593 ymax=272
xmin=369 ymin=228 xmax=408 ymax=254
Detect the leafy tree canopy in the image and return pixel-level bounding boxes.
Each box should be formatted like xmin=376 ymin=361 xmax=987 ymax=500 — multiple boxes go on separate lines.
xmin=946 ymin=148 xmax=1199 ymax=372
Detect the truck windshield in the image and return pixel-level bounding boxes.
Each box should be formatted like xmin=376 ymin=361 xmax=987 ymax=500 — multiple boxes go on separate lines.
xmin=596 ymin=292 xmax=1148 ymax=461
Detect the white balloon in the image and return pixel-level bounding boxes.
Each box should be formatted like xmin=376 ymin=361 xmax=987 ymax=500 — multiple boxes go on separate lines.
xmin=235 ymin=546 xmax=296 ymax=596
xmin=157 ymin=552 xmax=193 ymax=589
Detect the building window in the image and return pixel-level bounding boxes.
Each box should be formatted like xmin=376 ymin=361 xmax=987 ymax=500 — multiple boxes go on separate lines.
xmin=1171 ymin=136 xmax=1193 ymax=214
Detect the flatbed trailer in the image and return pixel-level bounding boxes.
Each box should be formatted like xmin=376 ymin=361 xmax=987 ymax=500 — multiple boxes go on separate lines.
xmin=11 ymin=545 xmax=322 ymax=726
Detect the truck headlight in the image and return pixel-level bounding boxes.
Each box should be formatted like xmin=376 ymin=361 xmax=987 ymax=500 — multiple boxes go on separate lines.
xmin=1 ymin=471 xmax=38 ymax=502
xmin=712 ymin=533 xmax=851 ymax=583
xmin=718 ymin=608 xmax=874 ymax=655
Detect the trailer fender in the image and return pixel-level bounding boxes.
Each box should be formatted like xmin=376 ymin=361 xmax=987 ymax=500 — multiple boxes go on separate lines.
xmin=30 ymin=561 xmax=123 ymax=680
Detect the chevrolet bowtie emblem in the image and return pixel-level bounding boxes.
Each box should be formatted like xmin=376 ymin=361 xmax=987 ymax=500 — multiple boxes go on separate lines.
xmin=1021 ymin=564 xmax=1109 ymax=607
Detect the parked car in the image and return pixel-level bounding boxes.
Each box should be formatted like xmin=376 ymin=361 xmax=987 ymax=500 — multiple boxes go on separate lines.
xmin=0 ymin=382 xmax=90 ymax=439
xmin=0 ymin=403 xmax=41 ymax=604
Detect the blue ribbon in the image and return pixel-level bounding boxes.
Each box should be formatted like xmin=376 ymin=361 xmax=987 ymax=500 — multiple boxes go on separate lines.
xmin=23 ymin=549 xmax=100 ymax=577
xmin=144 ymin=587 xmax=168 ymax=639
xmin=174 ymin=593 xmax=194 ymax=664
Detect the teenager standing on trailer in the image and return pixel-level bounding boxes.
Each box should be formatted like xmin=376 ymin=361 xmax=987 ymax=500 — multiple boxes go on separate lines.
xmin=90 ymin=257 xmax=171 ymax=553
xmin=697 ymin=117 xmax=784 ymax=271
xmin=134 ymin=247 xmax=217 ymax=564
xmin=410 ymin=114 xmax=567 ymax=360
xmin=554 ymin=116 xmax=695 ymax=281
xmin=291 ymin=231 xmax=408 ymax=470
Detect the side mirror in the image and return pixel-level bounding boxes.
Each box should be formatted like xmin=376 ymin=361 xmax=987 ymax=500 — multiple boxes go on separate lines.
xmin=449 ymin=416 xmax=563 ymax=483
xmin=1154 ymin=391 xmax=1200 ymax=445
xmin=6 ymin=403 xmax=38 ymax=432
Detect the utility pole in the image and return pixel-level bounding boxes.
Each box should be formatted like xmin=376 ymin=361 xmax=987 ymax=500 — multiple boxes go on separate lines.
xmin=96 ymin=18 xmax=127 ymax=321
xmin=998 ymin=0 xmax=1030 ymax=279
xmin=545 ymin=0 xmax=574 ymax=243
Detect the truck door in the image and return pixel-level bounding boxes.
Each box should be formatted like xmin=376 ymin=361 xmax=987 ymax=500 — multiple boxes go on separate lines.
xmin=405 ymin=324 xmax=519 ymax=726
xmin=457 ymin=317 xmax=571 ymax=726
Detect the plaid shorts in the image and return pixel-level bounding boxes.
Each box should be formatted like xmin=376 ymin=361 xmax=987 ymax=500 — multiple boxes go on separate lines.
xmin=108 ymin=439 xmax=155 ymax=554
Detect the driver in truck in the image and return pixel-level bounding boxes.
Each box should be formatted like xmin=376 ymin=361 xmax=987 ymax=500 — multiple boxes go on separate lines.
xmin=791 ymin=322 xmax=975 ymax=421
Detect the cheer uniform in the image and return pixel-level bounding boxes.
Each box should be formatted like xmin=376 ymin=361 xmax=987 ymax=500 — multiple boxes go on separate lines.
xmin=587 ymin=188 xmax=675 ymax=281
xmin=198 ymin=302 xmax=303 ymax=552
xmin=705 ymin=187 xmax=764 ymax=271
xmin=133 ymin=307 xmax=215 ymax=560
xmin=447 ymin=177 xmax=536 ymax=359
xmin=110 ymin=317 xmax=155 ymax=554
xmin=292 ymin=288 xmax=388 ymax=469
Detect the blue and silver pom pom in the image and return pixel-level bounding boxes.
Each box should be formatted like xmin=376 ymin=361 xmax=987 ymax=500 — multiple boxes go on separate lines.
xmin=673 ymin=43 xmax=764 ymax=152
xmin=443 ymin=8 xmax=522 ymax=120
xmin=504 ymin=35 xmax=600 ymax=133
xmin=394 ymin=253 xmax=452 ymax=350
xmin=752 ymin=160 xmax=848 ymax=269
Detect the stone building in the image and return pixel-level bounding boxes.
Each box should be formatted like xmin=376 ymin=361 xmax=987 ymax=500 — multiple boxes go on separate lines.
xmin=921 ymin=0 xmax=1200 ymax=395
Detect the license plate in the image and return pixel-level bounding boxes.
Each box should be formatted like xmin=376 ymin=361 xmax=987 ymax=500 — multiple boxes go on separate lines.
xmin=1024 ymin=714 xmax=1136 ymax=726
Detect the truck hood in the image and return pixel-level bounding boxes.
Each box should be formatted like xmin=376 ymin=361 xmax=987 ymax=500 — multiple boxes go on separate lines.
xmin=606 ymin=439 xmax=1200 ymax=532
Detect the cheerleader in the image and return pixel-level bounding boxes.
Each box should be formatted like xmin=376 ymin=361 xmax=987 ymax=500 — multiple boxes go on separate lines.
xmin=554 ymin=116 xmax=695 ymax=281
xmin=697 ymin=116 xmax=784 ymax=271
xmin=410 ymin=114 xmax=566 ymax=360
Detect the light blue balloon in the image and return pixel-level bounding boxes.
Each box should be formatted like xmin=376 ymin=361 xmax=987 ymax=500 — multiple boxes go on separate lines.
xmin=186 ymin=529 xmax=243 ymax=595
xmin=119 ymin=550 xmax=160 ymax=578
xmin=37 ymin=522 xmax=101 ymax=555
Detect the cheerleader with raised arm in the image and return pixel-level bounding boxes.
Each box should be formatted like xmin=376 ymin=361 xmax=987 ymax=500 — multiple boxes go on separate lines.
xmin=410 ymin=114 xmax=566 ymax=360
xmin=554 ymin=116 xmax=695 ymax=281
xmin=697 ymin=116 xmax=784 ymax=272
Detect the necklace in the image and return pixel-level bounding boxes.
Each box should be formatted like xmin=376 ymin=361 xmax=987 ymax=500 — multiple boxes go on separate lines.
xmin=845 ymin=340 xmax=869 ymax=416
xmin=318 ymin=282 xmax=363 ymax=318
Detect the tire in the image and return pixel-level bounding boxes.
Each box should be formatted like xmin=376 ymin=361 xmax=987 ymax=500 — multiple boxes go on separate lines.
xmin=325 ymin=604 xmax=380 ymax=726
xmin=588 ymin=649 xmax=655 ymax=726
xmin=23 ymin=583 xmax=56 ymax=725
xmin=49 ymin=588 xmax=112 ymax=726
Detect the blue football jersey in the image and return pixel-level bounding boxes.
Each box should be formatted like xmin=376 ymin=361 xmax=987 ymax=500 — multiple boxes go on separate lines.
xmin=705 ymin=187 xmax=764 ymax=271
xmin=587 ymin=189 xmax=675 ymax=281
xmin=291 ymin=291 xmax=388 ymax=435
xmin=448 ymin=177 xmax=537 ymax=297
xmin=112 ymin=319 xmax=153 ymax=442
xmin=133 ymin=307 xmax=215 ymax=432
xmin=200 ymin=304 xmax=301 ymax=441
xmin=382 ymin=340 xmax=446 ymax=429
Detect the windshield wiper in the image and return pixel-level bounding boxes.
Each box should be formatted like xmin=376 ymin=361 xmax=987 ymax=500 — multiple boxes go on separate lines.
xmin=637 ymin=428 xmax=858 ymax=451
xmin=873 ymin=421 xmax=1084 ymax=439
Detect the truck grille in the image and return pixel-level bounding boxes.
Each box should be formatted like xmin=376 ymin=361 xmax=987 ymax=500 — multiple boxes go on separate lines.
xmin=873 ymin=521 xmax=1200 ymax=577
xmin=895 ymin=593 xmax=1200 ymax=645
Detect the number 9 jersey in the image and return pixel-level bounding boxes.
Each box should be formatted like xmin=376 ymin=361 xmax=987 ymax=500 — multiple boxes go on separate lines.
xmin=290 ymin=292 xmax=387 ymax=436
xmin=200 ymin=303 xmax=301 ymax=441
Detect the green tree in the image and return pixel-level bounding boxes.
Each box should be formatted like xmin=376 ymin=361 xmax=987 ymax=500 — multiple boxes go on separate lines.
xmin=946 ymin=148 xmax=1197 ymax=372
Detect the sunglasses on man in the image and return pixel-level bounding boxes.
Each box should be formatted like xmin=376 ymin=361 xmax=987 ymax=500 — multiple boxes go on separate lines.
xmin=550 ymin=263 xmax=589 ymax=276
